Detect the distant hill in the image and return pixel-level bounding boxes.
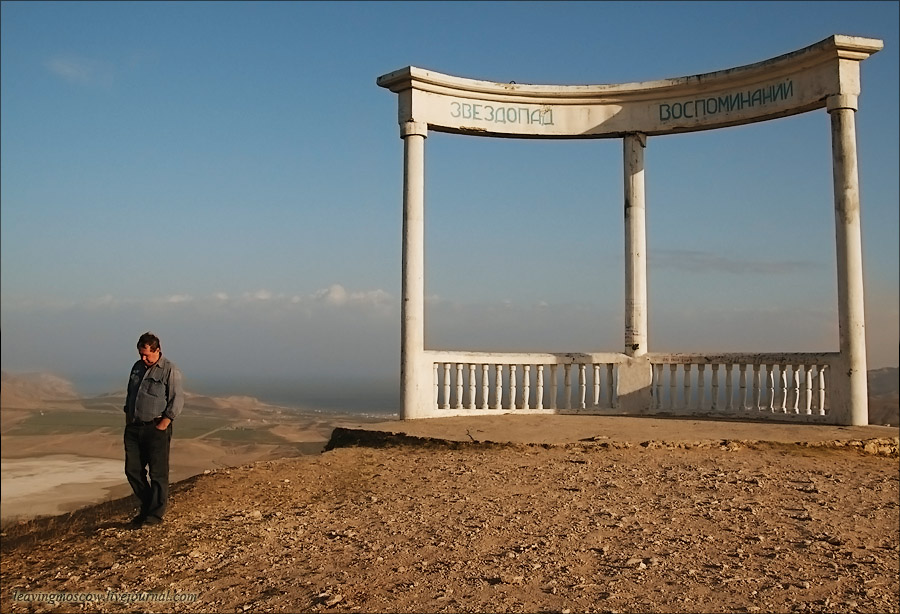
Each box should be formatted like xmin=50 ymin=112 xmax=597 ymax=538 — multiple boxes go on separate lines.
xmin=868 ymin=367 xmax=899 ymax=427
xmin=0 ymin=371 xmax=295 ymax=421
xmin=868 ymin=367 xmax=899 ymax=396
xmin=0 ymin=371 xmax=81 ymax=410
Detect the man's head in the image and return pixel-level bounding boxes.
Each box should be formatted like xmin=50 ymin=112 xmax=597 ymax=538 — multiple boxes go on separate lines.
xmin=137 ymin=332 xmax=161 ymax=367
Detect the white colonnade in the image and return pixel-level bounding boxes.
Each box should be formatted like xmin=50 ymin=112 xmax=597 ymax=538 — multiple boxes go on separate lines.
xmin=382 ymin=35 xmax=882 ymax=425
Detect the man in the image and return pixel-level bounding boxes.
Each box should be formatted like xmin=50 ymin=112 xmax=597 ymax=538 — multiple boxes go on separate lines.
xmin=123 ymin=331 xmax=184 ymax=526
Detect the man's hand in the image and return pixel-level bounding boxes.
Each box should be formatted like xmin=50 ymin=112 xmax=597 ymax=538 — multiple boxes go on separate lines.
xmin=155 ymin=416 xmax=172 ymax=430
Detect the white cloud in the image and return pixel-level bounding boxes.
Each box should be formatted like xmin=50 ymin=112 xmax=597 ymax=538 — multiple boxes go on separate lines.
xmin=238 ymin=289 xmax=275 ymax=301
xmin=315 ymin=284 xmax=348 ymax=306
xmin=44 ymin=55 xmax=113 ymax=87
xmin=312 ymin=285 xmax=391 ymax=308
xmin=349 ymin=288 xmax=391 ymax=307
xmin=5 ymin=285 xmax=391 ymax=313
xmin=92 ymin=294 xmax=119 ymax=308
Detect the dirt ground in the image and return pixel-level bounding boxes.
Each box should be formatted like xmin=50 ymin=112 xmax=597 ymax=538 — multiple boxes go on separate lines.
xmin=1 ymin=418 xmax=898 ymax=614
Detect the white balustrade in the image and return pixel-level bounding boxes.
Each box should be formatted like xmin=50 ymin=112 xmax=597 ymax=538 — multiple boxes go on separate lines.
xmin=426 ymin=351 xmax=625 ymax=415
xmin=644 ymin=355 xmax=833 ymax=420
xmin=425 ymin=351 xmax=834 ymax=422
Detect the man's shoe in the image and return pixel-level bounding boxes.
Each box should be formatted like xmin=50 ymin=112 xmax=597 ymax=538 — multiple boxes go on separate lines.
xmin=130 ymin=514 xmax=146 ymax=526
xmin=143 ymin=515 xmax=163 ymax=526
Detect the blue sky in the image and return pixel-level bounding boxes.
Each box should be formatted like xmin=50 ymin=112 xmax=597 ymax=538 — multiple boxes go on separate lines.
xmin=1 ymin=1 xmax=897 ymax=404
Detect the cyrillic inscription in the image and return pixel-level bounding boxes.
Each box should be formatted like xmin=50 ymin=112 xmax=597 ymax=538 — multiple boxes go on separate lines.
xmin=450 ymin=101 xmax=554 ymax=126
xmin=659 ymin=80 xmax=794 ymax=122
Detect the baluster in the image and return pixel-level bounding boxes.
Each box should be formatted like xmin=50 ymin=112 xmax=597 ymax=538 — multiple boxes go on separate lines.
xmin=696 ymin=364 xmax=706 ymax=410
xmin=493 ymin=365 xmax=503 ymax=410
xmin=578 ymin=364 xmax=587 ymax=409
xmin=738 ymin=364 xmax=748 ymax=411
xmin=593 ymin=365 xmax=601 ymax=407
xmin=652 ymin=364 xmax=661 ymax=410
xmin=455 ymin=364 xmax=464 ymax=410
xmin=509 ymin=365 xmax=517 ymax=410
xmin=442 ymin=363 xmax=451 ymax=409
xmin=433 ymin=363 xmax=439 ymax=409
xmin=522 ymin=365 xmax=531 ymax=410
xmin=751 ymin=364 xmax=761 ymax=411
xmin=725 ymin=364 xmax=734 ymax=411
xmin=564 ymin=365 xmax=572 ymax=410
xmin=468 ymin=364 xmax=476 ymax=409
xmin=783 ymin=365 xmax=792 ymax=412
xmin=803 ymin=365 xmax=813 ymax=416
xmin=683 ymin=364 xmax=692 ymax=410
xmin=549 ymin=365 xmax=558 ymax=409
xmin=536 ymin=365 xmax=544 ymax=410
xmin=766 ymin=364 xmax=775 ymax=412
xmin=669 ymin=364 xmax=678 ymax=410
xmin=710 ymin=364 xmax=719 ymax=411
xmin=817 ymin=365 xmax=827 ymax=415
xmin=481 ymin=364 xmax=489 ymax=409
xmin=786 ymin=365 xmax=799 ymax=413
xmin=607 ymin=364 xmax=616 ymax=408
xmin=778 ymin=365 xmax=788 ymax=413
xmin=791 ymin=365 xmax=801 ymax=413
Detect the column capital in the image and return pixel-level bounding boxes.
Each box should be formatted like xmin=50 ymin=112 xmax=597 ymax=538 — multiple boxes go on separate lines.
xmin=625 ymin=132 xmax=647 ymax=148
xmin=401 ymin=121 xmax=428 ymax=138
xmin=826 ymin=94 xmax=858 ymax=112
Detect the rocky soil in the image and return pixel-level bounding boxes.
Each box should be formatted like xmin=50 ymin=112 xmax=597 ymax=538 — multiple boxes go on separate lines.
xmin=2 ymin=434 xmax=898 ymax=614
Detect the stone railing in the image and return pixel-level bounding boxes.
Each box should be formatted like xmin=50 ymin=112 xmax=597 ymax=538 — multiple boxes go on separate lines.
xmin=426 ymin=351 xmax=628 ymax=415
xmin=424 ymin=350 xmax=839 ymax=422
xmin=647 ymin=353 xmax=838 ymax=421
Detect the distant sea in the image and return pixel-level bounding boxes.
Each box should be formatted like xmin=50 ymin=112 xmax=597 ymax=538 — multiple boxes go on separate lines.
xmin=76 ymin=374 xmax=401 ymax=418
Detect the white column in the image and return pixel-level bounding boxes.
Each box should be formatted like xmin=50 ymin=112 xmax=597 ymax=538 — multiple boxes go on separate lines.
xmin=827 ymin=95 xmax=869 ymax=426
xmin=400 ymin=121 xmax=430 ymax=419
xmin=624 ymin=133 xmax=648 ymax=357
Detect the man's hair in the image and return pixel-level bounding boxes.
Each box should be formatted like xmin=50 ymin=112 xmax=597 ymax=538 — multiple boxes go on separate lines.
xmin=137 ymin=332 xmax=161 ymax=351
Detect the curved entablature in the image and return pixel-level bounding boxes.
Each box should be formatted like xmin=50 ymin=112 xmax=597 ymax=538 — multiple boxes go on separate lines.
xmin=377 ymin=34 xmax=882 ymax=138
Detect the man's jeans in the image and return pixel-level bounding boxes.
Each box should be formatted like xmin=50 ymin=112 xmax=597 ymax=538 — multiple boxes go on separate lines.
xmin=124 ymin=421 xmax=172 ymax=521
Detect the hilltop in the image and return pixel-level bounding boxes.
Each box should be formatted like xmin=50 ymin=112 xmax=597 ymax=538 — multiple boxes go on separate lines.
xmin=1 ymin=369 xmax=898 ymax=613
xmin=1 ymin=431 xmax=897 ymax=614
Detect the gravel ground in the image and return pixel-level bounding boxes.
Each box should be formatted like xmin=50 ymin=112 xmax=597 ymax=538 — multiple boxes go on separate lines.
xmin=2 ymin=436 xmax=898 ymax=614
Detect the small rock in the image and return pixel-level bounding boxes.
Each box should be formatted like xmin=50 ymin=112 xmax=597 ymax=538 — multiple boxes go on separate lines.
xmin=625 ymin=557 xmax=647 ymax=569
